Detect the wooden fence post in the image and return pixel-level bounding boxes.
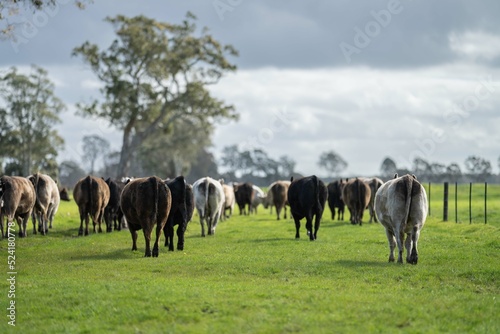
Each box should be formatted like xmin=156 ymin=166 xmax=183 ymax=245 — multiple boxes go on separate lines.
xmin=485 ymin=182 xmax=487 ymax=225
xmin=443 ymin=182 xmax=449 ymax=221
xmin=428 ymin=182 xmax=431 ymax=217
xmin=455 ymin=182 xmax=458 ymax=223
xmin=469 ymin=182 xmax=472 ymax=224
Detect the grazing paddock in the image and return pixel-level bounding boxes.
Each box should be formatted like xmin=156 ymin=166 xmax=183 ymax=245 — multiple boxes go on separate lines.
xmin=0 ymin=184 xmax=498 ymax=333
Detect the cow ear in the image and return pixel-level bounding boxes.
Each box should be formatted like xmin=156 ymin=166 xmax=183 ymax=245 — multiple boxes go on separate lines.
xmin=393 ymin=173 xmax=398 ymax=179
xmin=412 ymin=174 xmax=417 ymax=179
xmin=290 ymin=177 xmax=294 ymax=182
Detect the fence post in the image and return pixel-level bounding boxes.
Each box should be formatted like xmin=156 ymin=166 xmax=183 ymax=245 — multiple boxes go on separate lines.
xmin=485 ymin=182 xmax=487 ymax=225
xmin=469 ymin=182 xmax=472 ymax=224
xmin=455 ymin=182 xmax=458 ymax=223
xmin=428 ymin=182 xmax=431 ymax=216
xmin=443 ymin=182 xmax=449 ymax=221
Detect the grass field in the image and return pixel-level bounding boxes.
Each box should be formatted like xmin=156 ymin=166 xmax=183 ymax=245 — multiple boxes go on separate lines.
xmin=1 ymin=183 xmax=499 ymax=333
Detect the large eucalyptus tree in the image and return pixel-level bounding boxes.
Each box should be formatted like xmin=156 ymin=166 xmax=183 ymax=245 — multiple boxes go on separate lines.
xmin=73 ymin=13 xmax=239 ymax=177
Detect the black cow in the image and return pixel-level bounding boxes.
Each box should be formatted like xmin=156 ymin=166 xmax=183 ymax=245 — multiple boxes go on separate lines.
xmin=327 ymin=179 xmax=346 ymax=221
xmin=233 ymin=182 xmax=254 ymax=215
xmin=104 ymin=178 xmax=125 ymax=232
xmin=287 ymin=175 xmax=328 ymax=241
xmin=163 ymin=176 xmax=194 ymax=251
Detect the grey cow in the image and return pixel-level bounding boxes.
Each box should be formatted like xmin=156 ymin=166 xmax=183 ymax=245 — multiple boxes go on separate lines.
xmin=374 ymin=174 xmax=428 ymax=264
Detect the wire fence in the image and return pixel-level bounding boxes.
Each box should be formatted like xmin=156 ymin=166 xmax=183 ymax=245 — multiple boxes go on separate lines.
xmin=425 ymin=182 xmax=493 ymax=224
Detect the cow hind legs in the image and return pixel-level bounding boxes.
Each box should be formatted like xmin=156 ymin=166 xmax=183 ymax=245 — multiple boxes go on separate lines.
xmin=305 ymin=217 xmax=316 ymax=241
xmin=385 ymin=229 xmax=396 ymax=262
xmin=408 ymin=247 xmax=418 ymax=265
xmin=405 ymin=234 xmax=419 ymax=265
xmin=294 ymin=218 xmax=301 ymax=239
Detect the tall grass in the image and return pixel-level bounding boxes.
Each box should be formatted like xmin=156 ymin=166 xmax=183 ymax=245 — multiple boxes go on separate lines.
xmin=0 ymin=184 xmax=498 ymax=333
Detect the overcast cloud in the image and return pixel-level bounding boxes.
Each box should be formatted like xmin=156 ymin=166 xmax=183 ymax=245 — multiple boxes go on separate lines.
xmin=1 ymin=0 xmax=499 ymax=177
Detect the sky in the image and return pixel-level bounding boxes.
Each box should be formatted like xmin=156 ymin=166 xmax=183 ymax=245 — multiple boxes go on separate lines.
xmin=1 ymin=0 xmax=499 ymax=177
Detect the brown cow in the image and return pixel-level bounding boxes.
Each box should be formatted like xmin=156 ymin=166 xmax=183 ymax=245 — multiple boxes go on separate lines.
xmin=342 ymin=178 xmax=371 ymax=226
xmin=270 ymin=180 xmax=290 ymax=220
xmin=233 ymin=182 xmax=254 ymax=215
xmin=0 ymin=176 xmax=36 ymax=238
xmin=28 ymin=173 xmax=60 ymax=235
xmin=59 ymin=188 xmax=70 ymax=201
xmin=362 ymin=177 xmax=384 ymax=223
xmin=73 ymin=176 xmax=110 ymax=236
xmin=121 ymin=176 xmax=171 ymax=257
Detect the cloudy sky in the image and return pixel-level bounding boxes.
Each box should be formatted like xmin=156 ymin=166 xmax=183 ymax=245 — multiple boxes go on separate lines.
xmin=1 ymin=0 xmax=499 ymax=177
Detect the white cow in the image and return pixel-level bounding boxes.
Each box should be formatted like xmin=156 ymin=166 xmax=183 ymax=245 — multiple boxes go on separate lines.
xmin=250 ymin=185 xmax=265 ymax=214
xmin=27 ymin=173 xmax=61 ymax=235
xmin=193 ymin=177 xmax=225 ymax=236
xmin=219 ymin=180 xmax=235 ymax=221
xmin=374 ymin=174 xmax=428 ymax=264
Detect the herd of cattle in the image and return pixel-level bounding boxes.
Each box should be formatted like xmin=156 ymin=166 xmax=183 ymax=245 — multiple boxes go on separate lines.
xmin=0 ymin=172 xmax=428 ymax=264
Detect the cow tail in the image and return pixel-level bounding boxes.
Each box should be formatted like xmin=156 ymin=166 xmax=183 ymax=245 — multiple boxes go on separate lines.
xmin=149 ymin=177 xmax=159 ymax=224
xmin=313 ymin=175 xmax=321 ymax=213
xmin=203 ymin=177 xmax=209 ymax=214
xmin=403 ymin=175 xmax=413 ymax=227
xmin=34 ymin=173 xmax=43 ymax=212
xmin=86 ymin=176 xmax=95 ymax=221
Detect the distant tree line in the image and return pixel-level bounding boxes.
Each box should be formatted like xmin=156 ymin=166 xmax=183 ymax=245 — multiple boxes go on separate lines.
xmin=380 ymin=156 xmax=497 ymax=183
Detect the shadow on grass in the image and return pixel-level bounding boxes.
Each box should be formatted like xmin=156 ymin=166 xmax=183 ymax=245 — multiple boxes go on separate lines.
xmin=320 ymin=222 xmax=351 ymax=228
xmin=68 ymin=248 xmax=134 ymax=261
xmin=238 ymin=237 xmax=293 ymax=243
xmin=334 ymin=259 xmax=391 ymax=268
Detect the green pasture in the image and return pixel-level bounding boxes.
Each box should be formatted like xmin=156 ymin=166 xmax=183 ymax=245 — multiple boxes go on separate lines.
xmin=0 ymin=183 xmax=499 ymax=333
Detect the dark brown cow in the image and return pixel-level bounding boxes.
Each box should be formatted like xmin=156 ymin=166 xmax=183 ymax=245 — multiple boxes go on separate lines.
xmin=59 ymin=188 xmax=70 ymax=201
xmin=287 ymin=175 xmax=328 ymax=241
xmin=233 ymin=182 xmax=254 ymax=215
xmin=270 ymin=181 xmax=290 ymax=220
xmin=73 ymin=176 xmax=110 ymax=236
xmin=342 ymin=178 xmax=371 ymax=226
xmin=28 ymin=173 xmax=60 ymax=235
xmin=163 ymin=176 xmax=194 ymax=251
xmin=104 ymin=178 xmax=125 ymax=232
xmin=121 ymin=176 xmax=171 ymax=257
xmin=0 ymin=176 xmax=36 ymax=238
xmin=327 ymin=179 xmax=346 ymax=221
